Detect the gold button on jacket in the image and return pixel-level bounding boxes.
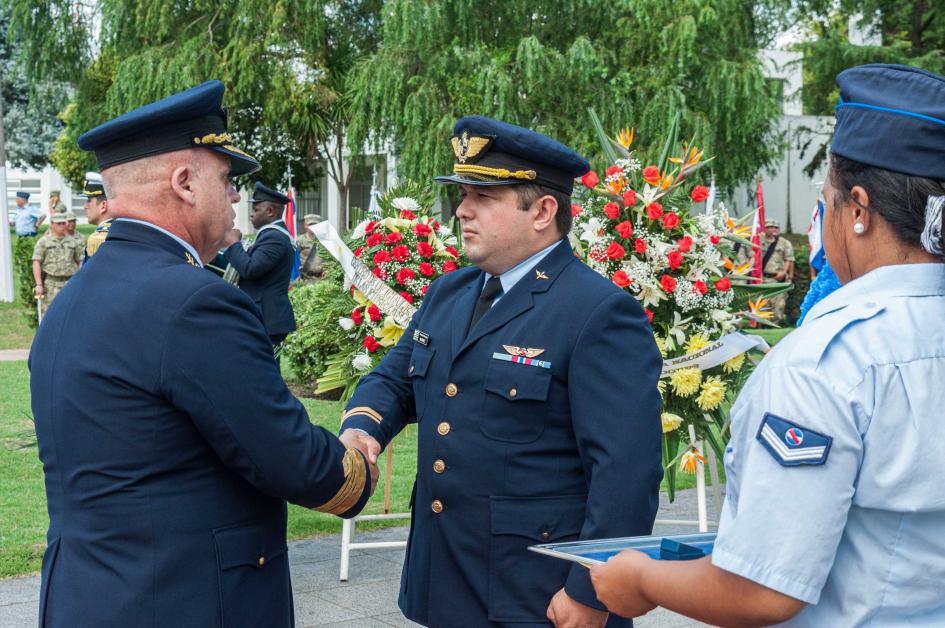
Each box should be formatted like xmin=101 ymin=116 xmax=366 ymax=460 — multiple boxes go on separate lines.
xmin=445 ymin=383 xmax=458 ymax=397
xmin=437 ymin=422 xmax=450 ymax=436
xmin=431 ymin=499 xmax=444 ymax=514
xmin=433 ymin=459 xmax=446 ymax=473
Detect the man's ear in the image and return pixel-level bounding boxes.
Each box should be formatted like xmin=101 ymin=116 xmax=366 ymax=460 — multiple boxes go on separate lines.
xmin=169 ymin=165 xmax=197 ymax=207
xmin=532 ymin=195 xmax=559 ymax=234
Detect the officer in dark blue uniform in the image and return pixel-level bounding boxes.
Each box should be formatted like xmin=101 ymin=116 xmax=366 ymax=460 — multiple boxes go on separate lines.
xmin=224 ymin=182 xmax=297 ymax=347
xmin=341 ymin=116 xmax=664 ymax=627
xmin=29 ymin=81 xmax=375 ymax=628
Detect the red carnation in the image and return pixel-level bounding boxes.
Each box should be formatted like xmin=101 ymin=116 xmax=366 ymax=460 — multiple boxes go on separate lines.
xmin=351 ymin=308 xmax=363 ymax=326
xmin=391 ymin=245 xmax=410 ymax=262
xmin=373 ymin=250 xmax=391 ymax=265
xmin=571 ymin=203 xmax=583 ymax=217
xmin=445 ymin=246 xmax=459 ymax=258
xmin=690 ymin=185 xmax=709 ymax=203
xmin=644 ymin=308 xmax=654 ymax=323
xmin=396 ymin=268 xmax=416 ymax=285
xmin=421 ymin=285 xmax=429 ymax=296
xmin=677 ymin=235 xmax=693 ymax=252
xmin=372 ymin=267 xmax=387 ymax=280
xmin=353 ymin=246 xmax=364 ymax=258
xmin=693 ymin=280 xmax=708 ymax=295
xmin=414 ymin=223 xmax=433 ymax=237
xmin=363 ymin=336 xmax=380 ymax=353
xmin=634 ymin=238 xmax=647 ymax=255
xmin=432 ymin=221 xmax=440 ymax=231
xmin=603 ymin=202 xmax=620 ymax=220
xmin=710 ymin=234 xmax=721 ymax=245
xmin=400 ymin=210 xmax=417 ymax=220
xmin=646 ymin=202 xmax=663 ymax=221
xmin=367 ymin=304 xmax=381 ymax=322
xmin=581 ymin=170 xmax=600 ymax=188
xmin=662 ymin=212 xmax=680 ymax=229
xmin=615 ymin=220 xmax=633 ymax=239
xmin=366 ymin=232 xmax=383 ymax=247
xmin=642 ymin=166 xmax=660 ymax=185
xmin=365 ymin=221 xmax=379 ymax=234
xmin=416 ymin=241 xmax=434 ymax=258
xmin=612 ymin=270 xmax=632 ymax=288
xmin=385 ymin=232 xmax=403 ymax=245
xmin=418 ymin=262 xmax=435 ymax=277
xmin=715 ymin=276 xmax=731 ymax=292
xmin=660 ymin=274 xmax=677 ymax=293
xmin=442 ymin=260 xmax=457 ymax=273
xmin=667 ymin=250 xmax=684 ymax=269
xmin=400 ymin=291 xmax=414 ymax=304
xmin=606 ymin=165 xmax=622 ymax=177
xmin=606 ymin=241 xmax=626 ymax=260
xmin=622 ymin=189 xmax=637 ymax=207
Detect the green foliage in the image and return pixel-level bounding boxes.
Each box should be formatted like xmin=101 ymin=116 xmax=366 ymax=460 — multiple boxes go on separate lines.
xmin=12 ymin=235 xmax=39 ymax=329
xmin=349 ymin=0 xmax=788 ymax=194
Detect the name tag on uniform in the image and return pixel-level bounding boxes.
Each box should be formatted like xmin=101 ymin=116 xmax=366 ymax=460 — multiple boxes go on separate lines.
xmin=492 ymin=352 xmax=552 ymax=369
xmin=756 ymin=413 xmax=832 ymax=466
xmin=413 ymin=329 xmax=430 ymax=346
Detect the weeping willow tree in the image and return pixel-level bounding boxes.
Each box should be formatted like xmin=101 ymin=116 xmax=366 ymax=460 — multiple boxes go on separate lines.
xmin=10 ymin=0 xmax=381 ymax=210
xmin=348 ymin=0 xmax=790 ymax=196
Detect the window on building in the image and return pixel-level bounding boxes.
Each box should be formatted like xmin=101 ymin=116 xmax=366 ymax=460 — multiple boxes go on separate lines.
xmin=5 ymin=178 xmax=42 ymax=213
xmin=347 ymin=157 xmax=386 ymax=228
xmin=294 ymin=184 xmax=323 ymax=234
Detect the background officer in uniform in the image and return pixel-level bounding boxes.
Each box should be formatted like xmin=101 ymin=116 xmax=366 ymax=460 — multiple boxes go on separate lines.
xmin=63 ymin=211 xmax=86 ymax=260
xmin=30 ymin=81 xmax=376 ymax=628
xmin=590 ymin=63 xmax=945 ymax=627
xmin=298 ymin=213 xmax=324 ymax=281
xmin=81 ymin=172 xmax=111 ymax=260
xmin=761 ymin=218 xmax=795 ymax=321
xmin=341 ymin=116 xmax=663 ymax=627
xmin=48 ymin=190 xmax=67 ymax=214
xmin=31 ymin=213 xmax=80 ymax=309
xmin=14 ymin=191 xmax=45 ymax=236
xmin=222 ymin=182 xmax=297 ymax=347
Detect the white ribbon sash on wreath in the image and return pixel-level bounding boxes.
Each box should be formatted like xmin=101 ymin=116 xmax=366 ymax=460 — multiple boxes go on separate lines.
xmin=312 ymin=221 xmax=418 ymax=328
xmin=660 ymin=332 xmax=770 ymax=378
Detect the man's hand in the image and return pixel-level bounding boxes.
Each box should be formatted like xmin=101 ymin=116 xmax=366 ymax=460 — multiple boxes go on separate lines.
xmin=34 ymin=285 xmax=44 ymax=297
xmin=589 ymin=550 xmax=656 ymax=619
xmin=221 ymin=228 xmax=242 ymax=248
xmin=340 ymin=429 xmax=381 ymax=494
xmin=546 ymin=588 xmax=608 ymax=628
xmin=775 ymin=271 xmax=786 ymax=281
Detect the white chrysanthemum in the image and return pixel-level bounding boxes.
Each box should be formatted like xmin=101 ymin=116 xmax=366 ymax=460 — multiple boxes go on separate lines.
xmin=391 ymin=197 xmax=420 ymax=212
xmin=352 ymin=353 xmax=373 ymax=372
xmin=350 ymin=219 xmax=371 ymax=240
xmin=338 ymin=317 xmax=355 ymax=331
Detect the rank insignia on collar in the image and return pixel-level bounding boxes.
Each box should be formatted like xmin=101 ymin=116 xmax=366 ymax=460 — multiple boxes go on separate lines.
xmin=756 ymin=413 xmax=832 ymax=466
xmin=184 ymin=252 xmax=199 ymax=267
xmin=503 ymin=345 xmax=544 ymax=358
xmin=535 ymin=270 xmax=549 ymax=280
xmin=413 ymin=329 xmax=430 ymax=346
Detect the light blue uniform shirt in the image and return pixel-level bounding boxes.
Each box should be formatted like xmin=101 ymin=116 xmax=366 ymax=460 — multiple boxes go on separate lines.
xmin=15 ymin=205 xmax=46 ymax=235
xmin=484 ymin=239 xmax=563 ymax=305
xmin=714 ymin=263 xmax=945 ymax=626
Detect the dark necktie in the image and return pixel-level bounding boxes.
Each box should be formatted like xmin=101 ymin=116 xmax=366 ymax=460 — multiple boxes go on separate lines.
xmin=467 ymin=275 xmax=503 ymax=335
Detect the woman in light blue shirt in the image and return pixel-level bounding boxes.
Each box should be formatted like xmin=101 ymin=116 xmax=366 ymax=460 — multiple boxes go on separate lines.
xmin=587 ymin=64 xmax=945 ymax=627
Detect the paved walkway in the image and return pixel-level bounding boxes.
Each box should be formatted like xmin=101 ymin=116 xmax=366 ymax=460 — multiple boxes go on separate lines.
xmin=0 ymin=489 xmax=718 ymax=627
xmin=0 ymin=350 xmax=29 ymax=362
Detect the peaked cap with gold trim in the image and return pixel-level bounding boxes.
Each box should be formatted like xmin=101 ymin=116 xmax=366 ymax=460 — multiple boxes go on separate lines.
xmin=435 ymin=115 xmax=591 ymax=195
xmin=81 ymin=171 xmax=106 ymax=198
xmin=78 ymin=80 xmax=260 ymax=176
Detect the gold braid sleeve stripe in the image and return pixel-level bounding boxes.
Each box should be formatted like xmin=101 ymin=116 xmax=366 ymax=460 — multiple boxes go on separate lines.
xmin=342 ymin=406 xmax=383 ymax=425
xmin=454 ymin=164 xmax=537 ymax=181
xmin=313 ymin=448 xmax=366 ymax=516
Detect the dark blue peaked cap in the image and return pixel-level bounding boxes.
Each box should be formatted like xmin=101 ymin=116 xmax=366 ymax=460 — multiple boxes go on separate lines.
xmin=77 ymin=80 xmax=260 ymax=176
xmin=252 ymin=182 xmax=290 ymax=205
xmin=833 ymin=64 xmax=945 ymax=180
xmin=16 ymin=191 xmax=30 ymax=200
xmin=435 ymin=116 xmax=591 ymax=195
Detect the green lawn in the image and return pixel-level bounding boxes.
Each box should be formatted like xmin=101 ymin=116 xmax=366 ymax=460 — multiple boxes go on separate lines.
xmin=0 ymin=301 xmax=34 ymax=350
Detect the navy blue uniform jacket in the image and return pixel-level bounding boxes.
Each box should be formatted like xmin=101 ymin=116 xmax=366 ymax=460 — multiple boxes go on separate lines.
xmin=29 ymin=220 xmax=371 ymax=627
xmin=343 ymin=240 xmax=663 ymax=627
xmin=225 ymin=219 xmax=296 ymax=336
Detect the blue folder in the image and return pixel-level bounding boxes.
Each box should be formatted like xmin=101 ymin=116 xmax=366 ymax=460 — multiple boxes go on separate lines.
xmin=528 ymin=532 xmax=717 ymax=568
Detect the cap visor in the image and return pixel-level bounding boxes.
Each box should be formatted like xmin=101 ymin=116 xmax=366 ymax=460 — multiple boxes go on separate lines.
xmin=433 ymin=174 xmax=525 ymax=187
xmin=212 ymin=145 xmax=261 ymax=176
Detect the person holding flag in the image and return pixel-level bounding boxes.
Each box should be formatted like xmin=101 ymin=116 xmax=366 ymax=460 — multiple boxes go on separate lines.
xmin=223 ymin=182 xmax=297 ymax=348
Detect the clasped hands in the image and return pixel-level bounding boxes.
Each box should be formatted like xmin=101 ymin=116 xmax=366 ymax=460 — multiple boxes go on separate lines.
xmin=340 ymin=429 xmax=381 ymax=495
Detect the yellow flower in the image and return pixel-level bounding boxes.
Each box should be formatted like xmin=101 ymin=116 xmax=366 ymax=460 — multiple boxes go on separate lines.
xmin=679 ymin=447 xmax=705 ymax=474
xmin=733 ymin=260 xmax=752 ymax=276
xmin=617 ymin=128 xmax=634 ymax=150
xmin=685 ymin=334 xmax=710 ymax=354
xmin=670 ymin=368 xmax=702 ymax=397
xmin=606 ymin=178 xmax=625 ymax=194
xmin=747 ymin=297 xmax=773 ymax=320
xmin=654 ymin=335 xmax=668 ymax=358
xmin=696 ymin=376 xmax=727 ymax=411
xmin=352 ymin=289 xmax=371 ymax=307
xmin=376 ymin=318 xmax=406 ymax=347
xmin=661 ymin=412 xmax=683 ymax=433
xmin=657 ymin=379 xmax=667 ymax=399
xmin=722 ymin=353 xmax=745 ymax=373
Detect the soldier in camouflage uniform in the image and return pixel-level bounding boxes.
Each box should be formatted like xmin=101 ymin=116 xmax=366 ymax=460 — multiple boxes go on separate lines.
xmin=64 ymin=211 xmax=87 ymax=262
xmin=761 ymin=218 xmax=795 ymax=322
xmin=297 ymin=213 xmax=324 ymax=281
xmin=32 ymin=213 xmax=82 ymax=311
xmin=48 ymin=190 xmax=68 ymax=214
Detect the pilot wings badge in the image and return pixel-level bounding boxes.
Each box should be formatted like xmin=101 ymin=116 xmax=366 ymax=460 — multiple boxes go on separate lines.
xmin=503 ymin=345 xmax=545 ymax=359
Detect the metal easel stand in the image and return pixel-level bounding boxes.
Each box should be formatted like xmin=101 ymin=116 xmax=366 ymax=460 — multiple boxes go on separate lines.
xmin=653 ymin=424 xmax=724 ymax=533
xmin=339 ymin=443 xmax=411 ymax=581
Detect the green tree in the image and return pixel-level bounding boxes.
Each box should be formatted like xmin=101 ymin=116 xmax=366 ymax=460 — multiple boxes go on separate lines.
xmin=796 ymin=1 xmax=945 ymax=115
xmin=9 ymin=0 xmax=381 ymax=202
xmin=348 ymin=0 xmax=790 ymax=197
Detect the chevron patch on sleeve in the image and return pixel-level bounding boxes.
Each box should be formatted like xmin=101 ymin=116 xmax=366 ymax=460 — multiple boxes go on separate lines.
xmin=755 ymin=413 xmax=832 ymax=466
